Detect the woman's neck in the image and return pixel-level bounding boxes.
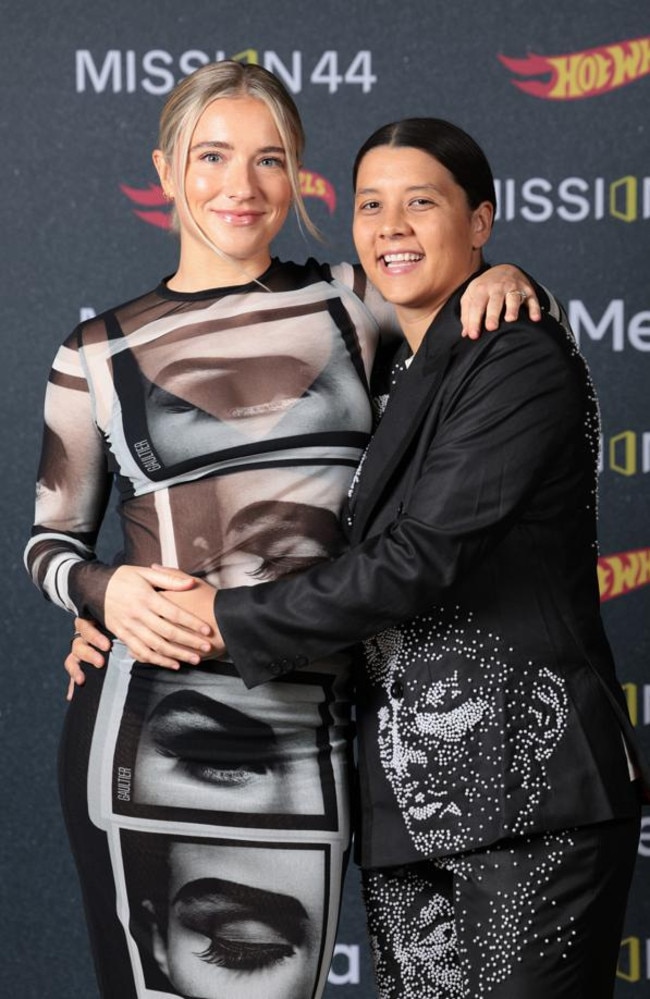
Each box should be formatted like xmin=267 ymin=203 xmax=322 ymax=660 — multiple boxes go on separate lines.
xmin=167 ymin=242 xmax=272 ymax=292
xmin=395 ymin=304 xmax=442 ymax=354
xmin=396 ymin=262 xmax=484 ymax=353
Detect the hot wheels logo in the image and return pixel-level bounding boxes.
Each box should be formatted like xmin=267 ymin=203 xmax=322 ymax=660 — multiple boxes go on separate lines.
xmin=598 ymin=547 xmax=650 ymax=602
xmin=499 ymin=35 xmax=650 ymax=99
xmin=121 ymin=170 xmax=336 ymax=229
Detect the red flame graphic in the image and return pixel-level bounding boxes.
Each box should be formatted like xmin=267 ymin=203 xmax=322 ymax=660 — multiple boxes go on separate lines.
xmin=120 ymin=183 xmax=173 ymax=229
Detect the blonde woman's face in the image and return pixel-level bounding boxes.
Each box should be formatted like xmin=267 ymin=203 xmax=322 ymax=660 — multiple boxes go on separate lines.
xmin=159 ymin=96 xmax=293 ymax=278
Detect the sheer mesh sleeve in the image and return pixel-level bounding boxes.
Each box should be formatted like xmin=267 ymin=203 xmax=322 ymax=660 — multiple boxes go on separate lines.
xmin=24 ymin=329 xmax=115 ymax=619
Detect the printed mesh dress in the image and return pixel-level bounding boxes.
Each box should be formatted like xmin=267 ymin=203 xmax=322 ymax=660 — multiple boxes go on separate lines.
xmin=25 ymin=257 xmax=390 ymax=999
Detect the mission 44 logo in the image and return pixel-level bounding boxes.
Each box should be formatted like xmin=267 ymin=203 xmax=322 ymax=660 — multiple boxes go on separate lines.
xmin=76 ymin=48 xmax=377 ymax=94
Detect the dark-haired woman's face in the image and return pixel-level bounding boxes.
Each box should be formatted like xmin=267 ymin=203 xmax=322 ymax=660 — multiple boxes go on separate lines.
xmin=353 ymin=146 xmax=492 ymax=346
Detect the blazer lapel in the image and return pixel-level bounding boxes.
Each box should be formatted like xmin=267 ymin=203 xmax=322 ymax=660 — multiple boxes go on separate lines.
xmin=350 ymin=284 xmax=468 ymax=540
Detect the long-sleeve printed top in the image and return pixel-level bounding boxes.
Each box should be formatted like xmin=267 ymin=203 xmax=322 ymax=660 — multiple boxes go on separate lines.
xmin=25 ymin=258 xmax=393 ymax=622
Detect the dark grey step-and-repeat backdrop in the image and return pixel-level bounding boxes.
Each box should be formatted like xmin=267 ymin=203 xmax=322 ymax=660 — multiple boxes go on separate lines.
xmin=2 ymin=1 xmax=649 ymax=996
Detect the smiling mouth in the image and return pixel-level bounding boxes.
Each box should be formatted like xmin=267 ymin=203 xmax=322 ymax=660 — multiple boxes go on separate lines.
xmin=215 ymin=211 xmax=264 ymax=226
xmin=381 ymin=252 xmax=424 ymax=268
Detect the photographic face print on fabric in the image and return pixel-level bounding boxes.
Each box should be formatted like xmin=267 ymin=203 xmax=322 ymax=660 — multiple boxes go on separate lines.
xmin=117 ymin=832 xmax=329 ymax=999
xmin=363 ymin=608 xmax=570 ymax=855
xmin=115 ymin=296 xmax=372 ymax=483
xmin=120 ymin=468 xmax=350 ymax=593
xmin=108 ymin=662 xmax=346 ymax=830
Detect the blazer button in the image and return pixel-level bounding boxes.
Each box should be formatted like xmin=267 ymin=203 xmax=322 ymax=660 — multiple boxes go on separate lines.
xmin=390 ymin=678 xmax=404 ymax=699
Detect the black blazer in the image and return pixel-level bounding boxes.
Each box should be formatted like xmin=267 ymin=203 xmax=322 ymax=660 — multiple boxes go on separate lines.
xmin=216 ymin=277 xmax=645 ymax=867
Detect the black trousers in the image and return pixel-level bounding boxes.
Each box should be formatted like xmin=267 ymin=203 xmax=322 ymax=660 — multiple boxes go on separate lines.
xmin=361 ymin=813 xmax=640 ymax=999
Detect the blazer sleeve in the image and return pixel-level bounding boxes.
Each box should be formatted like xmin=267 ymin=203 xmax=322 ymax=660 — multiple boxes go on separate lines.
xmin=216 ymin=322 xmax=590 ymax=687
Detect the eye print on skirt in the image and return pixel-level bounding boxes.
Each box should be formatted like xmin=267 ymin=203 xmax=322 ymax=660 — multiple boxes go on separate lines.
xmin=133 ymin=689 xmax=288 ymax=813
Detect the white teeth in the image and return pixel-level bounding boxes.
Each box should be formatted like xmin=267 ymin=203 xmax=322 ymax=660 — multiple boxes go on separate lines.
xmin=383 ymin=252 xmax=423 ymax=264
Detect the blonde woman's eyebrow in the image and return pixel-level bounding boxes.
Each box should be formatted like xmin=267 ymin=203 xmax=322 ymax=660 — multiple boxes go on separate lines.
xmin=190 ymin=140 xmax=286 ymax=155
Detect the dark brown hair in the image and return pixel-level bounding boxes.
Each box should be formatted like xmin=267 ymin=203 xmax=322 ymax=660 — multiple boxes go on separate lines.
xmin=353 ymin=117 xmax=496 ymax=211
